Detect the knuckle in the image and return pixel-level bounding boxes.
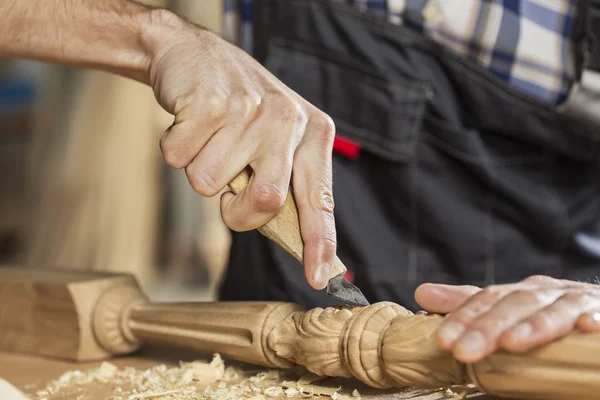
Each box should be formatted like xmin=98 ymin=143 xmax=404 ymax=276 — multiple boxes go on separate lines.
xmin=473 ymin=320 xmax=505 ymax=336
xmin=455 ymin=308 xmax=481 ymax=323
xmin=448 ymin=302 xmax=488 ymax=323
xmin=444 ymin=312 xmax=472 ymax=327
xmin=162 ymin=149 xmax=186 ymax=169
xmin=160 ymin=138 xmax=187 ymax=169
xmin=529 ymin=313 xmax=554 ymax=332
xmin=524 ymin=275 xmax=555 ymax=284
xmin=187 ymin=169 xmax=220 ymax=197
xmin=294 ymin=104 xmax=308 ymax=126
xmin=312 ymin=112 xmax=336 ymax=139
xmin=274 ymin=98 xmax=307 ymax=126
xmin=250 ymin=182 xmax=286 ymax=212
xmin=315 ymin=185 xmax=335 ymax=214
xmin=297 ymin=181 xmax=335 ymax=215
xmin=204 ymin=94 xmax=229 ymax=124
xmin=228 ymin=94 xmax=259 ymax=125
xmin=560 ymin=291 xmax=590 ymax=305
xmin=149 ymin=8 xmax=181 ymax=27
xmin=481 ymin=286 xmax=503 ymax=298
xmin=509 ymin=289 xmax=544 ymax=304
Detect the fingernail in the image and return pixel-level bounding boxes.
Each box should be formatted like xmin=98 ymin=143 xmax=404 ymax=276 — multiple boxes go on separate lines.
xmin=438 ymin=322 xmax=465 ymax=346
xmin=312 ymin=264 xmax=331 ymax=289
xmin=455 ymin=331 xmax=486 ymax=358
xmin=510 ymin=322 xmax=532 ymax=340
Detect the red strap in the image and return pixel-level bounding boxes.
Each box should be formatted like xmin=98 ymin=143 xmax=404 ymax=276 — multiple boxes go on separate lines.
xmin=333 ymin=136 xmax=361 ymax=160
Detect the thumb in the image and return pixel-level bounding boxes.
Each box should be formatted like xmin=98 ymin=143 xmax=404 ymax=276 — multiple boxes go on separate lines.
xmin=414 ymin=283 xmax=482 ymax=314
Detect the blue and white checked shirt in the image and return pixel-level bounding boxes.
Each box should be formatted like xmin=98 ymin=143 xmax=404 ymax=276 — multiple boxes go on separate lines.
xmin=225 ymin=0 xmax=580 ymax=106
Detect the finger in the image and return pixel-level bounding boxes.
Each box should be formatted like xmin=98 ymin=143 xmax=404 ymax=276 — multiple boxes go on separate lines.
xmin=221 ymin=94 xmax=304 ymax=233
xmin=577 ymin=311 xmax=600 ymax=332
xmin=435 ymin=285 xmax=511 ymax=350
xmin=220 ymin=152 xmax=292 ymax=232
xmin=185 ymin=124 xmax=253 ymax=197
xmin=452 ymin=289 xmax=559 ymax=363
xmin=501 ymin=292 xmax=599 ymax=353
xmin=292 ymin=112 xmax=337 ymax=290
xmin=160 ymin=95 xmax=232 ymax=169
xmin=414 ymin=283 xmax=481 ymax=314
xmin=185 ymin=91 xmax=265 ymax=196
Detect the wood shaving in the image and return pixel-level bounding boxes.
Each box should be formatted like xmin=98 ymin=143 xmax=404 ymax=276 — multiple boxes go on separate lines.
xmin=295 ymin=373 xmax=324 ymax=386
xmin=30 ymin=354 xmax=360 ymax=400
xmin=442 ymin=385 xmax=478 ymax=399
xmin=129 ymin=389 xmax=184 ymax=399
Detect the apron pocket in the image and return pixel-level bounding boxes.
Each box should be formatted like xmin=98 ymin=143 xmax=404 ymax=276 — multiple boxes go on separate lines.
xmin=265 ymin=42 xmax=431 ymax=163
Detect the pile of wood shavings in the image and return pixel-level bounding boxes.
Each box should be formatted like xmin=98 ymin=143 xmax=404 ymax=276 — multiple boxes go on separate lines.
xmin=33 ymin=354 xmax=361 ymax=400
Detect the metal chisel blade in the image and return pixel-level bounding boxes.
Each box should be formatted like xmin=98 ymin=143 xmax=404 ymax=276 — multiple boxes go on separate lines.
xmin=326 ymin=274 xmax=370 ymax=307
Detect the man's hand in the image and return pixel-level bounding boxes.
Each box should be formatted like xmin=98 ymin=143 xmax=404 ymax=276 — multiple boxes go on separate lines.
xmin=143 ymin=12 xmax=337 ymax=290
xmin=415 ymin=276 xmax=600 ymax=363
xmin=0 ymin=0 xmax=338 ymax=291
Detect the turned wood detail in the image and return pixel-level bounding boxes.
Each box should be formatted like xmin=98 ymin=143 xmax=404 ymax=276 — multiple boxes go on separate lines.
xmin=92 ymin=284 xmax=147 ymax=354
xmin=268 ymin=302 xmax=465 ymax=389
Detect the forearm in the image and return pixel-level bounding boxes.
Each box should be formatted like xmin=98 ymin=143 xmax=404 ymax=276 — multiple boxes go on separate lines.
xmin=0 ymin=0 xmax=186 ymax=84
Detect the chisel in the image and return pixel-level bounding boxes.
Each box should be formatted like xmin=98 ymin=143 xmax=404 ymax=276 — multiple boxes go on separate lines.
xmin=228 ymin=167 xmax=370 ymax=307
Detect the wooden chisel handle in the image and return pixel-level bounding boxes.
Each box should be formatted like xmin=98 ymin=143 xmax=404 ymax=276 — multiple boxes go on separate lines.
xmin=228 ymin=167 xmax=347 ymax=278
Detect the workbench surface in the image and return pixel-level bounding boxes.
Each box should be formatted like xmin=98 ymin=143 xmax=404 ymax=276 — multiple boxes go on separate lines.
xmin=0 ymin=347 xmax=505 ymax=400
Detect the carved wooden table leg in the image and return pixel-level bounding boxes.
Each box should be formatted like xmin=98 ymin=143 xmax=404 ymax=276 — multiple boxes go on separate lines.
xmin=3 ymin=269 xmax=600 ymax=400
xmin=97 ymin=289 xmax=600 ymax=400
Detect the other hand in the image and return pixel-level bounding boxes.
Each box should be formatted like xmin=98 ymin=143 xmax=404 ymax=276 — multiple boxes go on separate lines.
xmin=144 ymin=12 xmax=337 ymax=290
xmin=415 ymin=275 xmax=600 ymax=363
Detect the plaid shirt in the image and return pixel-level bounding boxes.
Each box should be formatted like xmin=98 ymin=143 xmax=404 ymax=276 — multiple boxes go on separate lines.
xmin=225 ymin=0 xmax=580 ymax=106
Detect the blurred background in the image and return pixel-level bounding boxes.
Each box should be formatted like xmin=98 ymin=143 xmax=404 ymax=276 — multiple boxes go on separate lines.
xmin=0 ymin=0 xmax=251 ymax=302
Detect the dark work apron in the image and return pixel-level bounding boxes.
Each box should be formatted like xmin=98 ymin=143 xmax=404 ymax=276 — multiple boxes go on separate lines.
xmin=219 ymin=0 xmax=600 ymax=311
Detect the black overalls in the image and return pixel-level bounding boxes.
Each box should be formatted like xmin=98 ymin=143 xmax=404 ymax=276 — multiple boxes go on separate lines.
xmin=219 ymin=0 xmax=600 ymax=312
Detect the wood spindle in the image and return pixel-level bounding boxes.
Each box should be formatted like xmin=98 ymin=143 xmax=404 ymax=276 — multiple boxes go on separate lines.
xmin=127 ymin=301 xmax=302 ymax=368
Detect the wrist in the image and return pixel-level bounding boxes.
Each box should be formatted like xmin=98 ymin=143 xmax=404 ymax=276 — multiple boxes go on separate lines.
xmin=138 ymin=8 xmax=215 ymax=86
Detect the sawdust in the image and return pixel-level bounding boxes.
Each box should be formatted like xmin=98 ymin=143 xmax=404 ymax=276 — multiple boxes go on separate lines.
xmin=30 ymin=354 xmax=359 ymax=400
